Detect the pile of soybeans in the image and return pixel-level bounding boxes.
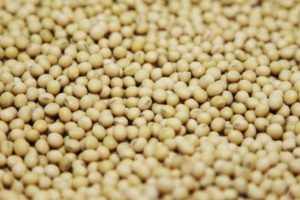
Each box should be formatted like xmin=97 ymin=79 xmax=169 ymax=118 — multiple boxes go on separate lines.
xmin=0 ymin=0 xmax=300 ymax=199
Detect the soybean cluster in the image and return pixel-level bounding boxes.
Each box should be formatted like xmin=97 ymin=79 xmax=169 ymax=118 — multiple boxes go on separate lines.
xmin=0 ymin=0 xmax=300 ymax=200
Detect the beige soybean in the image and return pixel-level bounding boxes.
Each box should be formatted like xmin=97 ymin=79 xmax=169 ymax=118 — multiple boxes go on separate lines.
xmin=0 ymin=0 xmax=300 ymax=199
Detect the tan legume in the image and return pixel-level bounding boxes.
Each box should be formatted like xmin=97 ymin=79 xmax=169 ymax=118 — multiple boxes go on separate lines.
xmin=0 ymin=0 xmax=300 ymax=199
